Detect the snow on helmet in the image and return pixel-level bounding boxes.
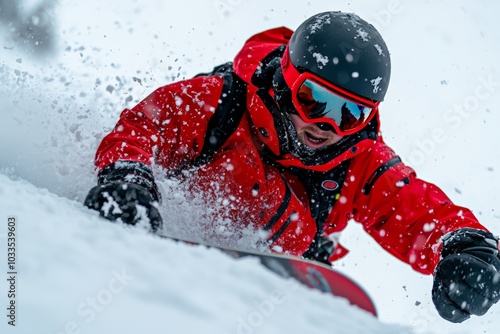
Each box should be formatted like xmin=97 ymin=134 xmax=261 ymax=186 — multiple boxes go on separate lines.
xmin=282 ymin=11 xmax=391 ymax=102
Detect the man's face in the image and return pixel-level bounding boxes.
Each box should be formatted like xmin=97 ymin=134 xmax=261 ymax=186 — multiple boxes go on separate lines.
xmin=289 ymin=114 xmax=343 ymax=150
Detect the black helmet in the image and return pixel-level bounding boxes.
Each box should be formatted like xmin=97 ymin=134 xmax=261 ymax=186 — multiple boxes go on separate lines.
xmin=252 ymin=11 xmax=387 ymax=169
xmin=284 ymin=11 xmax=391 ymax=102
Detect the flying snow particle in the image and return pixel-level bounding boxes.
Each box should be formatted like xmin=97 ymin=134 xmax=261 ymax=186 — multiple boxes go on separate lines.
xmin=312 ymin=53 xmax=329 ymax=69
xmin=373 ymin=44 xmax=385 ymax=56
xmin=423 ymin=222 xmax=435 ymax=232
xmin=174 ymin=96 xmax=183 ymax=106
xmin=395 ymin=180 xmax=406 ymax=187
xmin=356 ymin=28 xmax=370 ymax=42
xmin=409 ymin=253 xmax=417 ymax=264
xmin=370 ymin=77 xmax=382 ymax=93
xmin=272 ymin=245 xmax=284 ymax=253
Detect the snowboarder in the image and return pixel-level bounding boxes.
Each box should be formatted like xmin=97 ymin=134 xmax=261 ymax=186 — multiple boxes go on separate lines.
xmin=84 ymin=11 xmax=500 ymax=323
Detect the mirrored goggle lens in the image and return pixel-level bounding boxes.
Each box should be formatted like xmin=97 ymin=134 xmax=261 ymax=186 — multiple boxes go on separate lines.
xmin=296 ymin=80 xmax=374 ymax=133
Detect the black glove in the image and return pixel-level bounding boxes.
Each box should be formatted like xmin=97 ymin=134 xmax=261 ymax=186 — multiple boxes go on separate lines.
xmin=432 ymin=228 xmax=500 ymax=323
xmin=84 ymin=161 xmax=163 ymax=232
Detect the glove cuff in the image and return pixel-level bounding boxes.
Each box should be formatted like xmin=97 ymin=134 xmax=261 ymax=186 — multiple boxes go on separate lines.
xmin=441 ymin=228 xmax=499 ymax=259
xmin=97 ymin=161 xmax=161 ymax=203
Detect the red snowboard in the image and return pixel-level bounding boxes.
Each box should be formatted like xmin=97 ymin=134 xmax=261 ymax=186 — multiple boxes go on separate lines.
xmin=158 ymin=234 xmax=377 ymax=317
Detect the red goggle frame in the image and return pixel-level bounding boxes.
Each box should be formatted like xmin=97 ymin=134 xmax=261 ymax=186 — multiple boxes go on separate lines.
xmin=281 ymin=49 xmax=379 ymax=135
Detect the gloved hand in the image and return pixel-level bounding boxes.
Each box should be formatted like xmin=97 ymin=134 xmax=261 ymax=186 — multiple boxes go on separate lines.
xmin=432 ymin=228 xmax=500 ymax=323
xmin=84 ymin=161 xmax=163 ymax=232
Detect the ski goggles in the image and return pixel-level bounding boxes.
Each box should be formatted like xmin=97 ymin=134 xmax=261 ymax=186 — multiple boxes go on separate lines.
xmin=281 ymin=52 xmax=379 ymax=135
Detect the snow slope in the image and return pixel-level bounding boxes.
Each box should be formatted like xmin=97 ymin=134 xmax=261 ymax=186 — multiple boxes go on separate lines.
xmin=1 ymin=0 xmax=500 ymax=333
xmin=0 ymin=173 xmax=410 ymax=334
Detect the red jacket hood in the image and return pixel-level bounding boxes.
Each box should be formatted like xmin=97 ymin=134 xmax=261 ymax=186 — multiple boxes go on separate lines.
xmin=233 ymin=27 xmax=293 ymax=84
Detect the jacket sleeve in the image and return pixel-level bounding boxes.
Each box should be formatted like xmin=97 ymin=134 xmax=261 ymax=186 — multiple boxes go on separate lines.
xmin=95 ymin=75 xmax=225 ymax=171
xmin=350 ymin=142 xmax=488 ymax=275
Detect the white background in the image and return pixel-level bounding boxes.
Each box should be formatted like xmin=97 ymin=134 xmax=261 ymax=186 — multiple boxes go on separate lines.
xmin=1 ymin=1 xmax=499 ymax=333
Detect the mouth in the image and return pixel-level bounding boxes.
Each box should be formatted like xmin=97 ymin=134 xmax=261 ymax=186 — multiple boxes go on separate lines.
xmin=303 ymin=131 xmax=329 ymax=149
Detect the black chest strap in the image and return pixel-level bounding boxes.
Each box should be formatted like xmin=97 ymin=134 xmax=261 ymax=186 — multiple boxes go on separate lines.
xmin=191 ymin=62 xmax=247 ymax=167
xmin=291 ymin=160 xmax=351 ymax=264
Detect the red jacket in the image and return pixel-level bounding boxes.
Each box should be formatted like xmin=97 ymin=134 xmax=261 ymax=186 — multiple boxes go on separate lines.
xmin=94 ymin=27 xmax=487 ymax=275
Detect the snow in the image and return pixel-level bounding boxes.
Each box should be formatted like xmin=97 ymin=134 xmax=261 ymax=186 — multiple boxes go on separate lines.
xmin=370 ymin=76 xmax=383 ymax=93
xmin=312 ymin=52 xmax=329 ymax=69
xmin=1 ymin=0 xmax=500 ymax=333
xmin=0 ymin=173 xmax=409 ymax=334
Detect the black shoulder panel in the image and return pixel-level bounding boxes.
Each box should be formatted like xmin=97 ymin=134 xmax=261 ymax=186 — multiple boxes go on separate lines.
xmin=362 ymin=156 xmax=402 ymax=195
xmin=192 ymin=62 xmax=247 ymax=166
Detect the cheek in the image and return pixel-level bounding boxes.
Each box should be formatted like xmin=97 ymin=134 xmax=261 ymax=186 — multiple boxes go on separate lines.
xmin=329 ymin=134 xmax=344 ymax=144
xmin=290 ymin=115 xmax=304 ymax=131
